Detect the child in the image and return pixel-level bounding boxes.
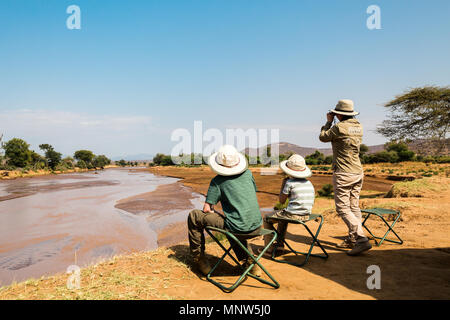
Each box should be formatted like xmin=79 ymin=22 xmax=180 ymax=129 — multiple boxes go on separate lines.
xmin=264 ymin=154 xmax=315 ymax=251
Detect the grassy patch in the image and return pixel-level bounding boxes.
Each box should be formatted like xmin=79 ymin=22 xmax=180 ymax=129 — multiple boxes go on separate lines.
xmin=385 ymin=177 xmax=450 ymax=198
xmin=0 ymin=248 xmax=191 ymax=300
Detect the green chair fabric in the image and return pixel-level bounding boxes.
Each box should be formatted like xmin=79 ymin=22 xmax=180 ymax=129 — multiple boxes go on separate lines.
xmin=267 ymin=214 xmax=328 ymax=267
xmin=204 ymin=226 xmax=280 ymax=293
xmin=361 ymin=208 xmax=403 ymax=246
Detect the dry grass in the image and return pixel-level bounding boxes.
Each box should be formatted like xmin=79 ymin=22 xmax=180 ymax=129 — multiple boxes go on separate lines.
xmin=0 ymin=247 xmax=194 ymax=300
xmin=0 ymin=165 xmax=118 ymax=180
xmin=364 ymin=162 xmax=450 ymax=178
xmin=386 ymin=177 xmax=450 ymax=198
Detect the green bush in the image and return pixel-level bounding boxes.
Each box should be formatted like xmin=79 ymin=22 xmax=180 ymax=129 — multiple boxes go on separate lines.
xmin=317 ymin=184 xmax=333 ymax=197
xmin=76 ymin=159 xmax=87 ymax=169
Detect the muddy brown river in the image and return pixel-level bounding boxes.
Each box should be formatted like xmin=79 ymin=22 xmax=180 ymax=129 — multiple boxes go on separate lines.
xmin=0 ymin=168 xmax=204 ymax=286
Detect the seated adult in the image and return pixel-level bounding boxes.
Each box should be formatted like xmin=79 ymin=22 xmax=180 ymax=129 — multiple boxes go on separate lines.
xmin=187 ymin=145 xmax=263 ymax=276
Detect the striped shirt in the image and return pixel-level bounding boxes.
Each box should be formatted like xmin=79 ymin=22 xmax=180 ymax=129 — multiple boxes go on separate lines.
xmin=282 ymin=178 xmax=315 ymax=215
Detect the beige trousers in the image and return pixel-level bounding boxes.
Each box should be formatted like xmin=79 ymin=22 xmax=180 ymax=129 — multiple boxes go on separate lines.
xmin=332 ymin=172 xmax=368 ymax=243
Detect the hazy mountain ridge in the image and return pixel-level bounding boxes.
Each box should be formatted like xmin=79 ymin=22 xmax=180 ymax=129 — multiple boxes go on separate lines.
xmin=243 ymin=140 xmax=447 ymax=157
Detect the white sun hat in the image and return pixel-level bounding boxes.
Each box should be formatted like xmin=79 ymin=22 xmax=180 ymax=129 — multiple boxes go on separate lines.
xmin=329 ymin=99 xmax=360 ymax=116
xmin=280 ymin=154 xmax=312 ymax=179
xmin=208 ymin=145 xmax=248 ymax=176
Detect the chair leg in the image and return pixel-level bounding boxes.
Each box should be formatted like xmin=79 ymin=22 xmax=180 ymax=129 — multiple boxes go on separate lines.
xmin=205 ymin=228 xmax=280 ymax=293
xmin=362 ymin=213 xmax=403 ymax=246
xmin=271 ymin=216 xmax=328 ymax=267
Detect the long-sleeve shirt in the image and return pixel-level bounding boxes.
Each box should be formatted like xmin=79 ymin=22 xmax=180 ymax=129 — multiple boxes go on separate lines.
xmin=319 ymin=119 xmax=364 ymax=174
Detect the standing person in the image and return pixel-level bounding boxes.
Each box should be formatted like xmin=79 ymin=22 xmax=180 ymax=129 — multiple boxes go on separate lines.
xmin=319 ymin=99 xmax=372 ymax=256
xmin=187 ymin=145 xmax=263 ymax=276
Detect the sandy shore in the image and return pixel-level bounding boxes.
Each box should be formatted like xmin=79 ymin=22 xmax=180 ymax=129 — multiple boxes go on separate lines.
xmin=115 ymin=181 xmax=203 ymax=247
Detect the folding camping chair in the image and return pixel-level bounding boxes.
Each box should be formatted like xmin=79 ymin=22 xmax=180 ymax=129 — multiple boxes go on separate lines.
xmin=361 ymin=208 xmax=403 ymax=246
xmin=204 ymin=226 xmax=280 ymax=293
xmin=267 ymin=214 xmax=328 ymax=267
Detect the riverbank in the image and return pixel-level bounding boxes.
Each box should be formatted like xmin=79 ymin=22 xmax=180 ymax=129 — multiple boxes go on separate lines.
xmin=0 ymin=165 xmax=118 ymax=180
xmin=2 ymin=167 xmax=449 ymax=299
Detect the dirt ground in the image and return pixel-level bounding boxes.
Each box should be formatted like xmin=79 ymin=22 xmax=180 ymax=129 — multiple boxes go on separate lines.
xmin=1 ymin=165 xmax=449 ymax=300
xmin=148 ymin=166 xmax=450 ymax=299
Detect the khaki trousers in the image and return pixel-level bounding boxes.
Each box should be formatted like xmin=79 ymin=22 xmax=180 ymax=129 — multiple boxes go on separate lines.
xmin=263 ymin=210 xmax=310 ymax=247
xmin=332 ymin=172 xmax=368 ymax=243
xmin=187 ymin=209 xmax=255 ymax=261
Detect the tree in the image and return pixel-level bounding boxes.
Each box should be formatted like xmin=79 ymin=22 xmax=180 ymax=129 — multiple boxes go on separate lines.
xmin=74 ymin=150 xmax=95 ymax=166
xmin=3 ymin=138 xmax=32 ymax=168
xmin=359 ymin=144 xmax=369 ymax=157
xmin=76 ymin=159 xmax=87 ymax=169
xmin=367 ymin=151 xmax=399 ymax=163
xmin=377 ymin=86 xmax=450 ymax=155
xmin=305 ymin=151 xmax=325 ymax=165
xmin=385 ymin=141 xmax=415 ymax=162
xmin=116 ymin=159 xmax=127 ymax=167
xmin=152 ymin=153 xmax=165 ymax=165
xmin=39 ymin=144 xmax=62 ymax=170
xmin=92 ymin=155 xmax=111 ymax=169
xmin=30 ymin=151 xmax=46 ymax=169
xmin=153 ymin=153 xmax=174 ymax=166
xmin=61 ymin=157 xmax=75 ymax=169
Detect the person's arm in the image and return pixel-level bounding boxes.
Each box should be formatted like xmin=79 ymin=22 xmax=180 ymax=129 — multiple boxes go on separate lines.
xmin=251 ymin=173 xmax=258 ymax=192
xmin=204 ymin=179 xmax=220 ymax=213
xmin=319 ymin=113 xmax=340 ymax=142
xmin=279 ymin=178 xmax=289 ymax=204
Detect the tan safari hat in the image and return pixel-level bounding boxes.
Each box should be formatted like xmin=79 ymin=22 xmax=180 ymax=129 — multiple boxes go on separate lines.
xmin=280 ymin=154 xmax=312 ymax=179
xmin=208 ymin=145 xmax=248 ymax=176
xmin=329 ymin=99 xmax=360 ymax=116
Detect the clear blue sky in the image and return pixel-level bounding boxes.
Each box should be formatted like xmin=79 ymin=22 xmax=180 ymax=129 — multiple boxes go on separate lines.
xmin=0 ymin=0 xmax=449 ymax=158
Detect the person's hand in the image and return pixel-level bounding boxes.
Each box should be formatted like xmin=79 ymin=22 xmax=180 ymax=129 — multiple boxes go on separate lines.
xmin=327 ymin=112 xmax=335 ymax=123
xmin=202 ymin=202 xmax=214 ymax=213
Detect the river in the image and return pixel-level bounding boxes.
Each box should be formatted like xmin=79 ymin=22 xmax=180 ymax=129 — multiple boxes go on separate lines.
xmin=0 ymin=168 xmax=203 ymax=286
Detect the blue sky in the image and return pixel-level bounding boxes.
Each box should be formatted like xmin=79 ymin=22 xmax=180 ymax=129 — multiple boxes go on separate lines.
xmin=0 ymin=0 xmax=449 ymax=158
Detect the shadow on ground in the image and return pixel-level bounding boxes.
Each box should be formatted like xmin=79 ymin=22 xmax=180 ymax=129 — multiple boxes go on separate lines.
xmin=168 ymin=233 xmax=450 ymax=299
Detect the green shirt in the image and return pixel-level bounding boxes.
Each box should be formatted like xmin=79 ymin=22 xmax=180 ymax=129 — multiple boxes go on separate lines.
xmin=205 ymin=169 xmax=262 ymax=233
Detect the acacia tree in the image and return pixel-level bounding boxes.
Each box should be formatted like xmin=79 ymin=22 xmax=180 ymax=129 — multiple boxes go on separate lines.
xmin=74 ymin=150 xmax=95 ymax=167
xmin=39 ymin=144 xmax=62 ymax=170
xmin=92 ymin=155 xmax=111 ymax=169
xmin=377 ymin=86 xmax=450 ymax=155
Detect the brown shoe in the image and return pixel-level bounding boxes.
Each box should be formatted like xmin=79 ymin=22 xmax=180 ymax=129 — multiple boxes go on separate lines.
xmin=193 ymin=255 xmax=211 ymax=276
xmin=337 ymin=237 xmax=356 ymax=249
xmin=347 ymin=241 xmax=372 ymax=256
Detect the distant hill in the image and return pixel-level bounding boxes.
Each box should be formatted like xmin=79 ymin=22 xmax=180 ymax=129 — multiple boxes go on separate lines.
xmin=243 ymin=142 xmax=385 ymax=157
xmin=111 ymin=154 xmax=154 ymax=161
xmin=243 ymin=139 xmax=449 ymax=157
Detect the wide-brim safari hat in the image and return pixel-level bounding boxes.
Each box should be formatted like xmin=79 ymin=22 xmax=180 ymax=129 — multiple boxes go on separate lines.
xmin=280 ymin=154 xmax=312 ymax=179
xmin=208 ymin=145 xmax=248 ymax=176
xmin=329 ymin=99 xmax=360 ymax=116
